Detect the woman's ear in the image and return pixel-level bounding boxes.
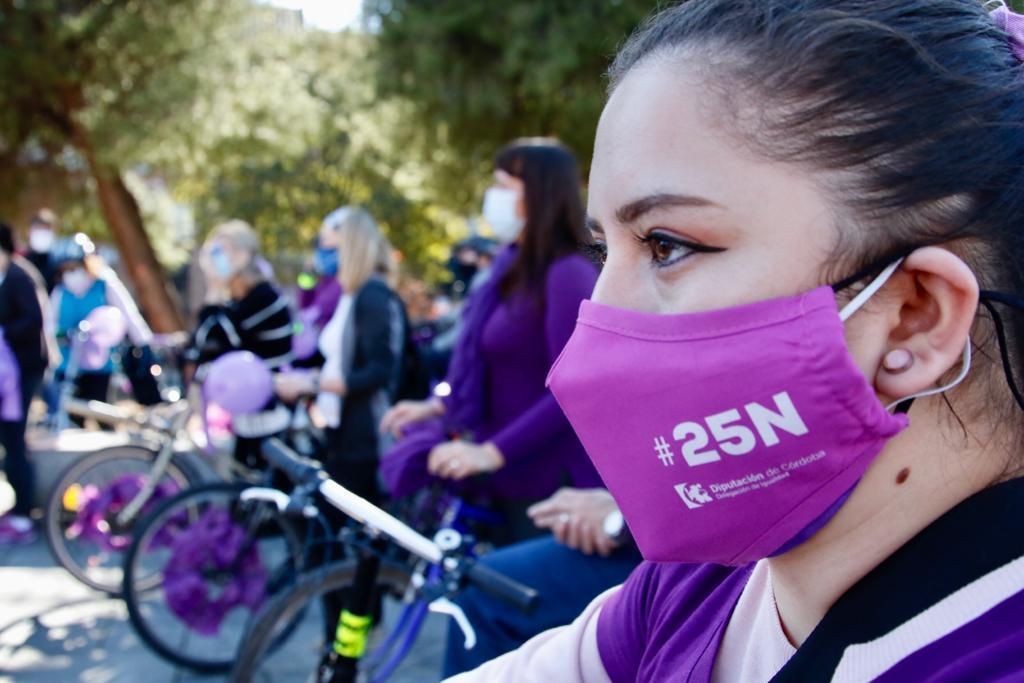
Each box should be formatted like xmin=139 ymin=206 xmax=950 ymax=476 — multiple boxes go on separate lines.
xmin=873 ymin=247 xmax=979 ymax=402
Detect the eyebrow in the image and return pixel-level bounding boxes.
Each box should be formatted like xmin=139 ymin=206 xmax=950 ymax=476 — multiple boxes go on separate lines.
xmin=615 ymin=193 xmax=720 ymax=224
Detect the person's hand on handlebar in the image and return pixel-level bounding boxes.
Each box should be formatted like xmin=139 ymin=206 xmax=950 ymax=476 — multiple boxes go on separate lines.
xmin=380 ymin=397 xmax=445 ymax=439
xmin=427 ymin=440 xmax=504 ymax=480
xmin=528 ymin=488 xmax=622 ymax=557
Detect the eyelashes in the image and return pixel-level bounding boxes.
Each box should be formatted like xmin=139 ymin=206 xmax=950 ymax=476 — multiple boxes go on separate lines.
xmin=582 ymin=242 xmax=608 ymax=267
xmin=635 ymin=231 xmax=725 ymax=268
xmin=580 ymin=231 xmax=725 ymax=269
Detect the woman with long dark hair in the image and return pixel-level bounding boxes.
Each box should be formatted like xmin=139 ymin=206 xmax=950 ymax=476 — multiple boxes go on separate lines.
xmin=381 ymin=138 xmax=603 ymax=543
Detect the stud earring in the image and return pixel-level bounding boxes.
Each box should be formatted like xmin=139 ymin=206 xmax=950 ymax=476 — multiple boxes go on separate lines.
xmin=883 ymin=349 xmax=914 ymax=374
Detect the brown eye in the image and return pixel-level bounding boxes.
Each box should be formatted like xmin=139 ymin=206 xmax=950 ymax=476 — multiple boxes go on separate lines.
xmin=638 ymin=231 xmax=725 ymax=268
xmin=650 ymin=237 xmax=678 ymax=263
xmin=644 ymin=234 xmax=693 ymax=267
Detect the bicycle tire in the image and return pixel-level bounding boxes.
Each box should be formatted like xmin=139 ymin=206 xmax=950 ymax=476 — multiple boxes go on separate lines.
xmin=122 ymin=482 xmax=305 ymax=673
xmin=230 ymin=559 xmax=414 ymax=683
xmin=44 ymin=443 xmax=200 ymax=594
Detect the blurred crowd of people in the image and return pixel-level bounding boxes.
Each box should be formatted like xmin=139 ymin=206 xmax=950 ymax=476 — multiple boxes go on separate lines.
xmin=0 ymin=138 xmax=638 ymax=677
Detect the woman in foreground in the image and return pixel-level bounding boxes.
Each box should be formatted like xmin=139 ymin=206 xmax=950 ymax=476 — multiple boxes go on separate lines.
xmin=450 ymin=1 xmax=1024 ymax=680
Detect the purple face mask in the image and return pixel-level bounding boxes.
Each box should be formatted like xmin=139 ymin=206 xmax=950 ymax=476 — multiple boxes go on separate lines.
xmin=546 ymin=262 xmax=923 ymax=565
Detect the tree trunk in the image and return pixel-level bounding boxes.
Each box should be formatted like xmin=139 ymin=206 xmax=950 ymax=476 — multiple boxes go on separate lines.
xmin=76 ymin=134 xmax=185 ymax=333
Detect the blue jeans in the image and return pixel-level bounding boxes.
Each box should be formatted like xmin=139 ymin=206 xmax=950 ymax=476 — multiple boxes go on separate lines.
xmin=442 ymin=535 xmax=642 ymax=677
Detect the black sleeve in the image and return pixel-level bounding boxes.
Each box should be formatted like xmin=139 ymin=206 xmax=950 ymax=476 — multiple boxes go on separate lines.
xmin=3 ymin=270 xmax=43 ymax=345
xmin=345 ymin=284 xmax=400 ymax=398
xmin=184 ymin=304 xmax=239 ymax=364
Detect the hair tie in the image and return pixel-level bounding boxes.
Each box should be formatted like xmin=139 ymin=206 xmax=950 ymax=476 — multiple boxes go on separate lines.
xmin=992 ymin=2 xmax=1024 ymax=62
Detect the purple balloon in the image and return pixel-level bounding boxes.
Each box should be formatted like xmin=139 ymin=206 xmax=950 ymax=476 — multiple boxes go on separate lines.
xmin=203 ymin=351 xmax=273 ymax=417
xmin=79 ymin=338 xmax=113 ymax=371
xmin=291 ymin=309 xmax=319 ymax=360
xmin=83 ymin=306 xmax=127 ymax=349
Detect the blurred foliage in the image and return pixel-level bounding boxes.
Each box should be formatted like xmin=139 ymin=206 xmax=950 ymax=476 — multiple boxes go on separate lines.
xmin=0 ymin=0 xmax=457 ymax=282
xmin=166 ymin=26 xmax=459 ymax=282
xmin=362 ymin=0 xmax=653 ymax=210
xmin=0 ymin=0 xmax=248 ymax=266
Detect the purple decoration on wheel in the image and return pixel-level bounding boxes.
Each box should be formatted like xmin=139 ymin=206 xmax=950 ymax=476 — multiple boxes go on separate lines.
xmin=67 ymin=474 xmax=182 ymax=551
xmin=161 ymin=506 xmax=269 ymax=635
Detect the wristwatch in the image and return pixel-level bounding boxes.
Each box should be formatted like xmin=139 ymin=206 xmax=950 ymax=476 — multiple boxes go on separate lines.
xmin=602 ymin=508 xmax=627 ymax=543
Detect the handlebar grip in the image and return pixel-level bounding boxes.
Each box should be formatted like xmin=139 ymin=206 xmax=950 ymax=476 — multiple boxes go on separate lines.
xmin=465 ymin=559 xmax=539 ymax=612
xmin=262 ymin=438 xmax=324 ymax=485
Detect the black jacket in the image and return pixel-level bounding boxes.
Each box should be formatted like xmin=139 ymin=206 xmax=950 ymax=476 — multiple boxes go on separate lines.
xmin=186 ymin=281 xmax=294 ymax=369
xmin=329 ymin=278 xmax=408 ymax=465
xmin=0 ymin=262 xmax=48 ymax=376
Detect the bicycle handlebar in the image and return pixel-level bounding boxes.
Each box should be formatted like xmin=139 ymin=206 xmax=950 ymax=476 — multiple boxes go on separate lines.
xmin=464 ymin=559 xmax=539 ymax=612
xmin=261 ymin=438 xmax=537 ymax=611
xmin=261 ymin=437 xmax=325 ymax=486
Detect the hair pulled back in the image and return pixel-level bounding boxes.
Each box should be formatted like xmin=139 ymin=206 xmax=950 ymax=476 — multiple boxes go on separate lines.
xmin=611 ymin=0 xmax=1024 ymax=422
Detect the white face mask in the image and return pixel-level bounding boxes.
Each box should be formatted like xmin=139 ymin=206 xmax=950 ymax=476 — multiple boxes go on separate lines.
xmin=29 ymin=227 xmax=55 ymax=253
xmin=62 ymin=268 xmax=93 ymax=296
xmin=483 ymin=187 xmax=526 ymax=243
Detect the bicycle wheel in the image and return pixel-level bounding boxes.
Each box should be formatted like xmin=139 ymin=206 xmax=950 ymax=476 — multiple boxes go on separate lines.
xmin=230 ymin=559 xmax=414 ymax=683
xmin=122 ymin=482 xmax=305 ymax=673
xmin=44 ymin=444 xmax=199 ymax=594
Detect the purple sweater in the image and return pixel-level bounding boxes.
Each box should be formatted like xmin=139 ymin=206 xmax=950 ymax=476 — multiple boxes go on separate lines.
xmin=598 ymin=476 xmax=1024 ymax=682
xmin=466 ymin=253 xmax=602 ymax=498
xmin=381 ymin=253 xmax=602 ymax=500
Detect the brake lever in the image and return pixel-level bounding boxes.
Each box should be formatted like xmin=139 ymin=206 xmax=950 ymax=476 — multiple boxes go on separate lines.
xmin=240 ymin=487 xmax=291 ymax=513
xmin=429 ymin=597 xmax=477 ymax=650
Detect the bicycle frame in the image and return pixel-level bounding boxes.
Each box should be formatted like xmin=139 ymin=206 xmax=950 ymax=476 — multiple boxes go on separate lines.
xmin=64 ymin=398 xmax=193 ymax=525
xmin=254 ymin=438 xmax=537 ymax=683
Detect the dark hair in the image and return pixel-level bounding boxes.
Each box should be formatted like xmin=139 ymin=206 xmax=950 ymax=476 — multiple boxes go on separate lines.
xmin=0 ymin=222 xmax=14 ymax=255
xmin=495 ymin=138 xmax=590 ymax=299
xmin=611 ymin=0 xmax=1024 ymax=422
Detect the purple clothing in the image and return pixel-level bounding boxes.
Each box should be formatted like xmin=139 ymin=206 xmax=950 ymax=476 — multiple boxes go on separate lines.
xmin=597 ymin=476 xmax=1024 ymax=682
xmin=381 ymin=253 xmax=601 ymax=500
xmin=0 ymin=333 xmax=22 ymax=421
xmin=472 ymin=253 xmax=602 ymax=497
xmin=598 ymin=562 xmax=752 ymax=682
xmin=445 ymin=245 xmax=519 ymax=433
xmin=872 ymin=587 xmax=1024 ymax=682
xmin=298 ymin=276 xmax=342 ymax=331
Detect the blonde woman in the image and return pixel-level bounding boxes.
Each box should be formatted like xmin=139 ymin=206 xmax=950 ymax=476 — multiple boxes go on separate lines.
xmin=276 ymin=207 xmax=408 ymax=503
xmin=186 ymin=220 xmax=293 ymax=370
xmin=275 ymin=207 xmax=409 ymax=644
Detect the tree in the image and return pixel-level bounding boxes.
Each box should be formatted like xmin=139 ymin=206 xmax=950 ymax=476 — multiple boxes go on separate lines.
xmin=0 ymin=0 xmax=250 ymax=331
xmin=362 ymin=0 xmax=654 ymax=209
xmin=169 ymin=25 xmax=458 ymax=283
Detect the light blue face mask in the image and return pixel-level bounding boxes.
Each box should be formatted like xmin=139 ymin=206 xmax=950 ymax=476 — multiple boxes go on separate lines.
xmin=313 ymin=247 xmax=339 ymax=277
xmin=210 ymin=246 xmax=234 ymax=279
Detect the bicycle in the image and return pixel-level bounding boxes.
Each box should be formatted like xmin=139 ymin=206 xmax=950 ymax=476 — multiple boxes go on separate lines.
xmin=230 ymin=438 xmax=538 ymax=683
xmin=43 ymin=398 xmax=203 ymax=593
xmin=119 ymin=434 xmax=326 ymax=673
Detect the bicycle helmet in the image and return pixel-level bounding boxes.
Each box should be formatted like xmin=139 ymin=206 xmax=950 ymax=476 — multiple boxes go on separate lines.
xmin=49 ymin=233 xmax=96 ymax=270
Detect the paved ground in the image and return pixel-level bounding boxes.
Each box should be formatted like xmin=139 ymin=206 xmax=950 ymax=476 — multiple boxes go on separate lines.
xmin=0 ymin=483 xmax=447 ymax=683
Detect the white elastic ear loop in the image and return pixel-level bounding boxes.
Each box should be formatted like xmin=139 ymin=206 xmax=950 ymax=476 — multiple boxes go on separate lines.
xmin=884 ymin=340 xmax=972 ymax=412
xmin=838 ymin=258 xmax=905 ymax=322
